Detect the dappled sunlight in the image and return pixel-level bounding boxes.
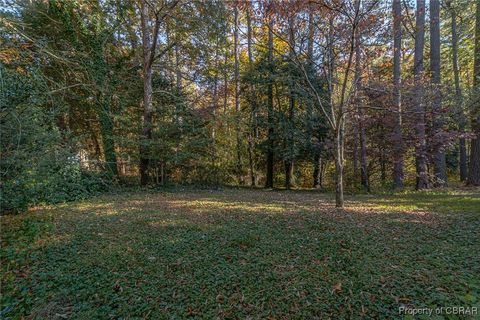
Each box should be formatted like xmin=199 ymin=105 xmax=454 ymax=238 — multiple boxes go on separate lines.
xmin=165 ymin=199 xmax=288 ymax=215
xmin=2 ymin=188 xmax=479 ymax=319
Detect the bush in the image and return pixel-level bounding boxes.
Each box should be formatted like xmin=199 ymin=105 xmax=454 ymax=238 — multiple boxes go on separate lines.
xmin=1 ymin=164 xmax=110 ymax=214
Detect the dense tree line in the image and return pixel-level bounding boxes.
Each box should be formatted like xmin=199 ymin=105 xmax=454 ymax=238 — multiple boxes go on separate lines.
xmin=1 ymin=0 xmax=479 ymax=212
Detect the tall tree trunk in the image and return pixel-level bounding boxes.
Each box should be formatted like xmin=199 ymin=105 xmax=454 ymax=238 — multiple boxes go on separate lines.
xmin=234 ymin=2 xmax=243 ymax=185
xmin=265 ymin=12 xmax=274 ymax=189
xmin=334 ymin=0 xmax=359 ymax=207
xmin=307 ymin=9 xmax=319 ymax=188
xmin=175 ymin=21 xmax=182 ymax=106
xmin=246 ymin=4 xmax=257 ymax=186
xmin=392 ymin=0 xmax=404 ymax=188
xmin=212 ymin=41 xmax=219 ymax=185
xmin=468 ymin=0 xmax=480 ymax=186
xmin=334 ymin=130 xmax=344 ymax=207
xmin=430 ymin=0 xmax=447 ymax=187
xmin=306 ymin=9 xmax=314 ymax=151
xmin=223 ymin=50 xmax=228 ymax=116
xmin=355 ymin=30 xmax=369 ymax=192
xmin=448 ymin=1 xmax=467 ymax=182
xmin=285 ymin=16 xmax=295 ymax=190
xmin=139 ymin=0 xmax=154 ymax=186
xmin=414 ymin=0 xmax=429 ymax=189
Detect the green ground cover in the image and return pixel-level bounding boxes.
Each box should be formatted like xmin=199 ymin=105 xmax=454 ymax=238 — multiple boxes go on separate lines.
xmin=1 ymin=188 xmax=479 ymax=319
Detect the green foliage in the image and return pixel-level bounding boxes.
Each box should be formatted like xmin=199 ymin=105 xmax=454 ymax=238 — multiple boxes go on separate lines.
xmin=0 ymin=61 xmax=109 ymax=213
xmin=1 ymin=188 xmax=479 ymax=318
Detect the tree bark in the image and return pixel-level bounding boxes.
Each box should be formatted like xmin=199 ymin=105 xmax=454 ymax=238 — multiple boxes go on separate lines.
xmin=285 ymin=16 xmax=295 ymax=190
xmin=448 ymin=1 xmax=467 ymax=182
xmin=354 ymin=30 xmax=369 ymax=192
xmin=392 ymin=0 xmax=404 ymax=189
xmin=234 ymin=2 xmax=243 ymax=185
xmin=414 ymin=0 xmax=429 ymax=189
xmin=265 ymin=11 xmax=274 ymax=189
xmin=430 ymin=0 xmax=447 ymax=187
xmin=334 ymin=130 xmax=344 ymax=207
xmin=468 ymin=0 xmax=480 ymax=186
xmin=246 ymin=3 xmax=257 ymax=186
xmin=139 ymin=0 xmax=154 ymax=186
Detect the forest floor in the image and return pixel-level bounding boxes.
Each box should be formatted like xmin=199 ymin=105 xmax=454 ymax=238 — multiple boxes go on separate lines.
xmin=1 ymin=188 xmax=479 ymax=319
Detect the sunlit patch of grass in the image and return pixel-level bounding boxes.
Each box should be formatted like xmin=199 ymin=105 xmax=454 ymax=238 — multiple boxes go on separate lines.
xmin=1 ymin=188 xmax=479 ymax=319
xmin=166 ymin=199 xmax=288 ymax=214
xmin=351 ymin=189 xmax=480 ymax=215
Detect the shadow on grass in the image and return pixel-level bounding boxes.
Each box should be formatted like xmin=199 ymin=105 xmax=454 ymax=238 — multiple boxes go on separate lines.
xmin=1 ymin=188 xmax=479 ymax=319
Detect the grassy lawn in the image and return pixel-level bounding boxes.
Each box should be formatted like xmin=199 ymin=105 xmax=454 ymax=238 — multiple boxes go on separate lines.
xmin=1 ymin=188 xmax=479 ymax=319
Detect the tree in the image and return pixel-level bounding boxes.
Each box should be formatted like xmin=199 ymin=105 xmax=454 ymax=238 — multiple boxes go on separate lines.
xmin=413 ymin=0 xmax=429 ymax=190
xmin=430 ymin=0 xmax=447 ymax=187
xmin=285 ymin=14 xmax=296 ymax=190
xmin=233 ymin=1 xmax=243 ymax=184
xmin=139 ymin=0 xmax=179 ymax=185
xmin=392 ymin=0 xmax=404 ymax=189
xmin=265 ymin=5 xmax=275 ymax=189
xmin=355 ymin=28 xmax=369 ymax=192
xmin=245 ymin=1 xmax=258 ymax=187
xmin=468 ymin=0 xmax=480 ymax=186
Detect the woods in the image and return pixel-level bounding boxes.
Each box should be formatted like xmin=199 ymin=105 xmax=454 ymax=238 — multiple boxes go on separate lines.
xmin=1 ymin=0 xmax=480 ymax=212
xmin=1 ymin=1 xmax=480 ymax=318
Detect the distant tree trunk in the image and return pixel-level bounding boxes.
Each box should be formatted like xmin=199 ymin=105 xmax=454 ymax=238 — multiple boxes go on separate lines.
xmin=265 ymin=12 xmax=274 ymax=189
xmin=468 ymin=0 xmax=480 ymax=186
xmin=306 ymin=9 xmax=314 ymax=151
xmin=246 ymin=4 xmax=257 ymax=186
xmin=175 ymin=26 xmax=182 ymax=94
xmin=392 ymin=0 xmax=404 ymax=189
xmin=234 ymin=2 xmax=243 ymax=185
xmin=313 ymin=154 xmax=322 ymax=188
xmin=139 ymin=0 xmax=154 ymax=186
xmin=285 ymin=16 xmax=295 ymax=190
xmin=212 ymin=41 xmax=219 ymax=184
xmin=307 ymin=9 xmax=319 ymax=188
xmin=223 ymin=50 xmax=228 ymax=116
xmin=430 ymin=0 xmax=447 ymax=187
xmin=354 ymin=30 xmax=369 ymax=192
xmin=448 ymin=1 xmax=467 ymax=182
xmin=413 ymin=0 xmax=429 ymax=189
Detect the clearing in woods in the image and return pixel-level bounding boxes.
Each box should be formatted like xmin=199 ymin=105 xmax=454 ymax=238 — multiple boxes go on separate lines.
xmin=1 ymin=188 xmax=479 ymax=318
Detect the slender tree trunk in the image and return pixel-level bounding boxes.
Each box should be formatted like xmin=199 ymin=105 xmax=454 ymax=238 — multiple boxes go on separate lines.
xmin=334 ymin=0 xmax=359 ymax=207
xmin=448 ymin=2 xmax=467 ymax=182
xmin=223 ymin=50 xmax=228 ymax=116
xmin=246 ymin=4 xmax=257 ymax=186
xmin=306 ymin=9 xmax=314 ymax=151
xmin=392 ymin=0 xmax=404 ymax=188
xmin=307 ymin=9 xmax=319 ymax=188
xmin=234 ymin=2 xmax=243 ymax=185
xmin=313 ymin=153 xmax=322 ymax=188
xmin=212 ymin=45 xmax=219 ymax=184
xmin=414 ymin=0 xmax=429 ymax=189
xmin=334 ymin=130 xmax=344 ymax=207
xmin=139 ymin=0 xmax=154 ymax=186
xmin=285 ymin=16 xmax=295 ymax=190
xmin=430 ymin=0 xmax=447 ymax=187
xmin=355 ymin=30 xmax=369 ymax=192
xmin=468 ymin=0 xmax=480 ymax=186
xmin=265 ymin=12 xmax=274 ymax=189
